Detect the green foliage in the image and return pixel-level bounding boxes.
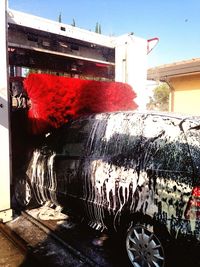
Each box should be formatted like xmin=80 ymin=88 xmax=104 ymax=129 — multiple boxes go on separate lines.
xmin=146 ymin=83 xmax=170 ymax=111
xmin=71 ymin=18 xmax=76 ymax=27
xmin=95 ymin=22 xmax=101 ymax=34
xmin=58 ymin=12 xmax=62 ymax=23
xmin=99 ymin=24 xmax=101 ymax=34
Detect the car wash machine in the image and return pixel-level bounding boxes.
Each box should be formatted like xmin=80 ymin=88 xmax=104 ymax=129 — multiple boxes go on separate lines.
xmin=0 ymin=0 xmax=158 ymax=222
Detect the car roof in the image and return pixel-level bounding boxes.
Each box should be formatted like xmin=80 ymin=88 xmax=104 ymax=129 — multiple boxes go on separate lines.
xmin=78 ymin=110 xmax=200 ymax=123
xmin=45 ymin=110 xmax=200 ymax=138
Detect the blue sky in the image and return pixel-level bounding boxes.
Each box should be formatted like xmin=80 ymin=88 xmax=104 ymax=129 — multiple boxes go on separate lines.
xmin=8 ymin=0 xmax=200 ymax=67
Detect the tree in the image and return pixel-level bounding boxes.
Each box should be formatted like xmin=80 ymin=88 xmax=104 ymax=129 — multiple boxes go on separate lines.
xmin=98 ymin=24 xmax=101 ymax=34
xmin=58 ymin=12 xmax=62 ymax=23
xmin=71 ymin=18 xmax=76 ymax=27
xmin=146 ymin=83 xmax=170 ymax=111
xmin=95 ymin=22 xmax=101 ymax=34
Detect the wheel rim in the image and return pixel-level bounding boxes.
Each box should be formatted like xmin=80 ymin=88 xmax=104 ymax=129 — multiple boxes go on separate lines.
xmin=126 ymin=225 xmax=165 ymax=267
xmin=15 ymin=178 xmax=32 ymax=207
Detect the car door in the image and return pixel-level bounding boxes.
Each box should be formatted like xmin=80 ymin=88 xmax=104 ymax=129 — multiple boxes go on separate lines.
xmin=181 ymin=119 xmax=200 ymax=232
xmin=50 ymin=119 xmax=91 ymax=210
xmin=80 ymin=112 xmax=144 ymax=229
xmin=138 ymin=114 xmax=194 ymax=226
xmin=182 ymin=119 xmax=200 ymax=183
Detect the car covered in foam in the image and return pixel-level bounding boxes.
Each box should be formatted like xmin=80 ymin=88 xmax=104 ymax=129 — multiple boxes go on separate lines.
xmin=14 ymin=111 xmax=200 ymax=267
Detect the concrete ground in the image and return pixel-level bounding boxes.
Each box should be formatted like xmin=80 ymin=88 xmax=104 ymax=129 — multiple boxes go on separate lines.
xmin=0 ymin=231 xmax=36 ymax=267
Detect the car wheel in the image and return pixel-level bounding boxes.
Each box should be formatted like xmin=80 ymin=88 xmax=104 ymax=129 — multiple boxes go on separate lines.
xmin=14 ymin=176 xmax=33 ymax=209
xmin=126 ymin=223 xmax=165 ymax=267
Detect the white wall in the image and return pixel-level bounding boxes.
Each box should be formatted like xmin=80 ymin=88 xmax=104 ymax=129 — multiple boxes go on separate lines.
xmin=115 ymin=34 xmax=147 ymax=110
xmin=0 ymin=0 xmax=12 ymax=222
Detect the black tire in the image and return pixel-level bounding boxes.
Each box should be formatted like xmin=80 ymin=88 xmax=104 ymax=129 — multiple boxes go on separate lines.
xmin=126 ymin=220 xmax=166 ymax=267
xmin=13 ymin=175 xmax=34 ymax=210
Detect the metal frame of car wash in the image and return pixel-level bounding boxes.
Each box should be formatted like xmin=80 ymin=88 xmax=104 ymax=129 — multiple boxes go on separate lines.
xmin=0 ymin=0 xmax=158 ymax=222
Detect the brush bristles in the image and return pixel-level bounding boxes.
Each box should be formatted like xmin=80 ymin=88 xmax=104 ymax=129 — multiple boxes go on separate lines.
xmin=23 ymin=73 xmax=138 ymax=135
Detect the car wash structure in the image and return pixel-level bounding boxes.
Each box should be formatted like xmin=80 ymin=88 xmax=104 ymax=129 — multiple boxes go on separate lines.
xmin=0 ymin=0 xmax=158 ymax=222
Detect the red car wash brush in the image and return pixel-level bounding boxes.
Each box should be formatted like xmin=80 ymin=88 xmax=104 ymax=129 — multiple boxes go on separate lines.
xmin=24 ymin=73 xmax=138 ymax=135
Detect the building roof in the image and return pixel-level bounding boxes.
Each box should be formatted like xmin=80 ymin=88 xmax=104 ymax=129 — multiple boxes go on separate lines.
xmin=147 ymin=58 xmax=200 ymax=81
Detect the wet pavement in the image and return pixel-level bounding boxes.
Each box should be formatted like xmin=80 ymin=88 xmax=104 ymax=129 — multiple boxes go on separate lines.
xmin=6 ymin=211 xmax=93 ymax=267
xmin=1 ymin=207 xmax=200 ymax=267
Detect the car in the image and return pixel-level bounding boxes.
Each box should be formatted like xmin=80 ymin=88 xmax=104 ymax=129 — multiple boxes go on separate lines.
xmin=14 ymin=111 xmax=200 ymax=267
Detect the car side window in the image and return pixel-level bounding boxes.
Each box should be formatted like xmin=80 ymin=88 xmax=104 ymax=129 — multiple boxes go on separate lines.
xmin=87 ymin=113 xmax=144 ymax=158
xmin=61 ymin=119 xmax=91 ymax=157
xmin=141 ymin=115 xmax=193 ymax=180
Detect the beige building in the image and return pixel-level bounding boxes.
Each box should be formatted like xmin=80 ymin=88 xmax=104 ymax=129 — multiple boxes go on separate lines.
xmin=147 ymin=58 xmax=200 ymax=115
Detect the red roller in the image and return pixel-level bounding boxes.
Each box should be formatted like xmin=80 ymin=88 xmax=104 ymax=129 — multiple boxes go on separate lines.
xmin=23 ymin=73 xmax=138 ymax=135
